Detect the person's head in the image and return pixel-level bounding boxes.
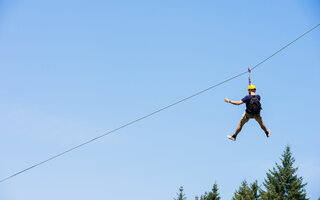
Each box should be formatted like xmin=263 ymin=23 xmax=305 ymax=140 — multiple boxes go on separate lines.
xmin=248 ymin=85 xmax=256 ymax=94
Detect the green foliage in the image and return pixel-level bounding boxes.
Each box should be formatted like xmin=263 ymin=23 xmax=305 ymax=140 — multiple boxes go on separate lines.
xmin=199 ymin=192 xmax=208 ymax=200
xmin=250 ymin=180 xmax=260 ymax=200
xmin=175 ymin=146 xmax=310 ymax=200
xmin=260 ymin=146 xmax=308 ymax=200
xmin=174 ymin=186 xmax=187 ymax=200
xmin=232 ymin=180 xmax=260 ymax=200
xmin=198 ymin=183 xmax=221 ymax=200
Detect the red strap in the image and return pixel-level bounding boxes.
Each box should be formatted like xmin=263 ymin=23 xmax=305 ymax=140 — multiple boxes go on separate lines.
xmin=248 ymin=68 xmax=251 ymax=85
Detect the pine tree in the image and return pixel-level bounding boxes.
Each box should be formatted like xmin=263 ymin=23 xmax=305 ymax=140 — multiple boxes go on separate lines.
xmin=200 ymin=192 xmax=208 ymax=200
xmin=174 ymin=186 xmax=187 ymax=200
xmin=260 ymin=146 xmax=308 ymax=200
xmin=232 ymin=180 xmax=260 ymax=200
xmin=250 ymin=180 xmax=260 ymax=200
xmin=207 ymin=183 xmax=221 ymax=200
xmin=198 ymin=183 xmax=221 ymax=200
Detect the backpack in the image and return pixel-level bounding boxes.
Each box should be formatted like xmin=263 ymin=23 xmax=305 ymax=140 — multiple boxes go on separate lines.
xmin=247 ymin=95 xmax=261 ymax=114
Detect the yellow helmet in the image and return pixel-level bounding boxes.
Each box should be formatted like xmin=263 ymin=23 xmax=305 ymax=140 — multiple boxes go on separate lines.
xmin=248 ymin=85 xmax=256 ymax=90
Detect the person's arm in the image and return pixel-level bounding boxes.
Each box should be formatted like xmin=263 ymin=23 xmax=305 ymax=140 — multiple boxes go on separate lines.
xmin=224 ymin=98 xmax=244 ymax=105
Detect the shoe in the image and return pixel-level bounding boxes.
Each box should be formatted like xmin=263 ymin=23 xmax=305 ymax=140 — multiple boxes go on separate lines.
xmin=227 ymin=135 xmax=236 ymax=141
xmin=266 ymin=130 xmax=271 ymax=138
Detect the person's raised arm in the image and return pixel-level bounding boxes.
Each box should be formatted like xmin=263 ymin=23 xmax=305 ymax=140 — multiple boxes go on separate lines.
xmin=224 ymin=98 xmax=244 ymax=105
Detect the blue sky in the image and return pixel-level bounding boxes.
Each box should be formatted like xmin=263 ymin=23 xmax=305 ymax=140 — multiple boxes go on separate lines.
xmin=0 ymin=0 xmax=319 ymax=199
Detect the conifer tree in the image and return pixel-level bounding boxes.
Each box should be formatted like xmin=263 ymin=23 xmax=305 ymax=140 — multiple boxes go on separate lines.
xmin=250 ymin=180 xmax=260 ymax=200
xmin=198 ymin=183 xmax=221 ymax=200
xmin=175 ymin=186 xmax=187 ymax=200
xmin=232 ymin=180 xmax=260 ymax=200
xmin=199 ymin=192 xmax=208 ymax=200
xmin=207 ymin=183 xmax=221 ymax=200
xmin=260 ymin=146 xmax=308 ymax=200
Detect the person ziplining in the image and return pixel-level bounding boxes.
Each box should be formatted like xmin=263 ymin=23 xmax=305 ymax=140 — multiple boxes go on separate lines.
xmin=224 ymin=68 xmax=271 ymax=141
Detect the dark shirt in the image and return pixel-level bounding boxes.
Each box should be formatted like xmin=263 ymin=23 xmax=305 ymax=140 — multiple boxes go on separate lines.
xmin=242 ymin=95 xmax=261 ymax=114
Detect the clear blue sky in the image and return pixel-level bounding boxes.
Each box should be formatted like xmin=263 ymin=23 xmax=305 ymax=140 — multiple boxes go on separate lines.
xmin=0 ymin=0 xmax=319 ymax=199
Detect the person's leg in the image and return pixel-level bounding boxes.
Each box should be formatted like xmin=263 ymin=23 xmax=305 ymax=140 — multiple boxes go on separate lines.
xmin=258 ymin=121 xmax=267 ymax=132
xmin=233 ymin=113 xmax=249 ymax=138
xmin=233 ymin=122 xmax=244 ymax=138
xmin=255 ymin=115 xmax=270 ymax=137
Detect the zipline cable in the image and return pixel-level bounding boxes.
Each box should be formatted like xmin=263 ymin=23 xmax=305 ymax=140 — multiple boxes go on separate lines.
xmin=251 ymin=23 xmax=320 ymax=71
xmin=1 ymin=23 xmax=319 ymax=183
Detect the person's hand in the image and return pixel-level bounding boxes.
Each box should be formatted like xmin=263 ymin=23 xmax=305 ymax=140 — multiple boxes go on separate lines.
xmin=224 ymin=98 xmax=230 ymax=103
